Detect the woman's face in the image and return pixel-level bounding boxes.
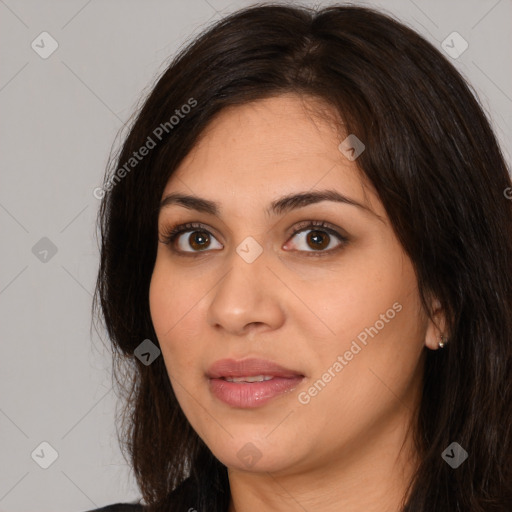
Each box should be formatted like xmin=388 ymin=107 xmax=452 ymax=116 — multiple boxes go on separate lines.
xmin=149 ymin=93 xmax=437 ymax=475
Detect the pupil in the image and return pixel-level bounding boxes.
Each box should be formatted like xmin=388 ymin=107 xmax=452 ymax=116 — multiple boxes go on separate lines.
xmin=307 ymin=230 xmax=329 ymax=250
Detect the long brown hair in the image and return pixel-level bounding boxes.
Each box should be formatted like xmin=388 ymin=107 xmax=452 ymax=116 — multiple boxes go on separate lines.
xmin=93 ymin=4 xmax=512 ymax=511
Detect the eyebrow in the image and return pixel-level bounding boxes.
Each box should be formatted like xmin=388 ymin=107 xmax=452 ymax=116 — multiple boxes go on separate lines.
xmin=159 ymin=189 xmax=383 ymax=221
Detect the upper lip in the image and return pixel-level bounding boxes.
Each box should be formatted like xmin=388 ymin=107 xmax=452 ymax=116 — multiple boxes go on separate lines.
xmin=206 ymin=358 xmax=304 ymax=379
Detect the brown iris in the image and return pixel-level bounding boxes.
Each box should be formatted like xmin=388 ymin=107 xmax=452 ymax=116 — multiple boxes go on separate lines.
xmin=188 ymin=231 xmax=211 ymax=251
xmin=306 ymin=230 xmax=330 ymax=250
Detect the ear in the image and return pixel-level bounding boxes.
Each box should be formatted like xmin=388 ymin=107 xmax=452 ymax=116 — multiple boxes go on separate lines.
xmin=424 ymin=296 xmax=449 ymax=350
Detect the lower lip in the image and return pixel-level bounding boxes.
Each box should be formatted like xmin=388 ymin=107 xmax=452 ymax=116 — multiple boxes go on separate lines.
xmin=208 ymin=376 xmax=304 ymax=408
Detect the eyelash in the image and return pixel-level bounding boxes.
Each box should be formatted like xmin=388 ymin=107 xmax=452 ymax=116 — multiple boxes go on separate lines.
xmin=159 ymin=220 xmax=349 ymax=257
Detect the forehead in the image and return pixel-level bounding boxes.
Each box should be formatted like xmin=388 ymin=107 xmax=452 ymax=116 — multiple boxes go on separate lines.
xmin=161 ymin=94 xmax=379 ymax=216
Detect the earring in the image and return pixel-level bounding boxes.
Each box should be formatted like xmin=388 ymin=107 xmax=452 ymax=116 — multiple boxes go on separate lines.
xmin=438 ymin=334 xmax=447 ymax=348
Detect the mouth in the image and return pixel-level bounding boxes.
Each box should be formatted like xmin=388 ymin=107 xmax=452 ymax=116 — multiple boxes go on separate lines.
xmin=222 ymin=375 xmax=276 ymax=383
xmin=206 ymin=358 xmax=305 ymax=408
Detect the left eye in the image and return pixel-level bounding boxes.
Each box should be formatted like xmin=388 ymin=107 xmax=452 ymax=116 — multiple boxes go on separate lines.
xmin=286 ymin=226 xmax=346 ymax=253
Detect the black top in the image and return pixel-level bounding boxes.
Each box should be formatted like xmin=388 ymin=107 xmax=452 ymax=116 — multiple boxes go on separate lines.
xmin=83 ymin=476 xmax=198 ymax=511
xmin=85 ymin=505 xmax=143 ymax=512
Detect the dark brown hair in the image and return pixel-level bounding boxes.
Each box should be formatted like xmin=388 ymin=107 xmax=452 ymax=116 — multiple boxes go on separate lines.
xmin=93 ymin=3 xmax=512 ymax=511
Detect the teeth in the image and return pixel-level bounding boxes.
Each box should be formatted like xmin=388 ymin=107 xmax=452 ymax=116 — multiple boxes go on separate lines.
xmin=225 ymin=375 xmax=274 ymax=383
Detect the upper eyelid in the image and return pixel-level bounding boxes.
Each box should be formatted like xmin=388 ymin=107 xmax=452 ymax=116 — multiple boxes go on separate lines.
xmin=161 ymin=220 xmax=343 ymax=235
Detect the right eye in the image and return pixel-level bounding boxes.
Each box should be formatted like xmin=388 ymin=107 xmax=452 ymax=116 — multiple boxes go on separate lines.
xmin=160 ymin=222 xmax=223 ymax=255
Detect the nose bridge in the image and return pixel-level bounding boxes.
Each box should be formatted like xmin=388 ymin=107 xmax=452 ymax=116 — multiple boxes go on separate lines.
xmin=206 ymin=239 xmax=284 ymax=334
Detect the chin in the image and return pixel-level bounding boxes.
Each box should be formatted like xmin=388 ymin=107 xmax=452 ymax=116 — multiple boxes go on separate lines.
xmin=206 ymin=435 xmax=303 ymax=474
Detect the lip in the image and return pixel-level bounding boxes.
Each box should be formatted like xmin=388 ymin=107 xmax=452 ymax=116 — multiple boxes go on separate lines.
xmin=206 ymin=358 xmax=305 ymax=408
xmin=206 ymin=357 xmax=304 ymax=379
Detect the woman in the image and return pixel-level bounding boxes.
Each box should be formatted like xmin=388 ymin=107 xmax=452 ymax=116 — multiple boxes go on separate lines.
xmin=88 ymin=3 xmax=512 ymax=511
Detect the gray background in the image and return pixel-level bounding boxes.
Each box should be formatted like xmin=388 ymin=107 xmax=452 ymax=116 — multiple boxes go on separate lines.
xmin=1 ymin=0 xmax=510 ymax=510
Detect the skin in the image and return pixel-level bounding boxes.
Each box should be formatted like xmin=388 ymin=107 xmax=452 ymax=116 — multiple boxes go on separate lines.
xmin=149 ymin=93 xmax=447 ymax=512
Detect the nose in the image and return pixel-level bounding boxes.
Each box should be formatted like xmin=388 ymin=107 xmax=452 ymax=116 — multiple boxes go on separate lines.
xmin=206 ymin=245 xmax=286 ymax=337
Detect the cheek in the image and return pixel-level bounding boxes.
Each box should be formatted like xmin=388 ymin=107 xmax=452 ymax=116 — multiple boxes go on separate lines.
xmin=149 ymin=260 xmax=207 ymax=371
xmin=291 ymin=258 xmax=400 ymax=357
xmin=150 ymin=258 xmax=196 ymax=335
xmin=296 ymin=294 xmax=424 ymax=450
xmin=299 ymin=251 xmax=424 ymax=397
xmin=149 ymin=262 xmax=217 ymax=434
xmin=149 ymin=267 xmax=173 ymax=341
xmin=149 ymin=262 xmax=185 ymax=363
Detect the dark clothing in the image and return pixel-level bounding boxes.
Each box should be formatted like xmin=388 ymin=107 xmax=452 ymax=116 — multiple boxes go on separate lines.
xmin=85 ymin=505 xmax=143 ymax=512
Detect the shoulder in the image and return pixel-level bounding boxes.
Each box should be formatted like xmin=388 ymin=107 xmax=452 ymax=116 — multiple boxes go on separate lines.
xmin=82 ymin=476 xmax=199 ymax=512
